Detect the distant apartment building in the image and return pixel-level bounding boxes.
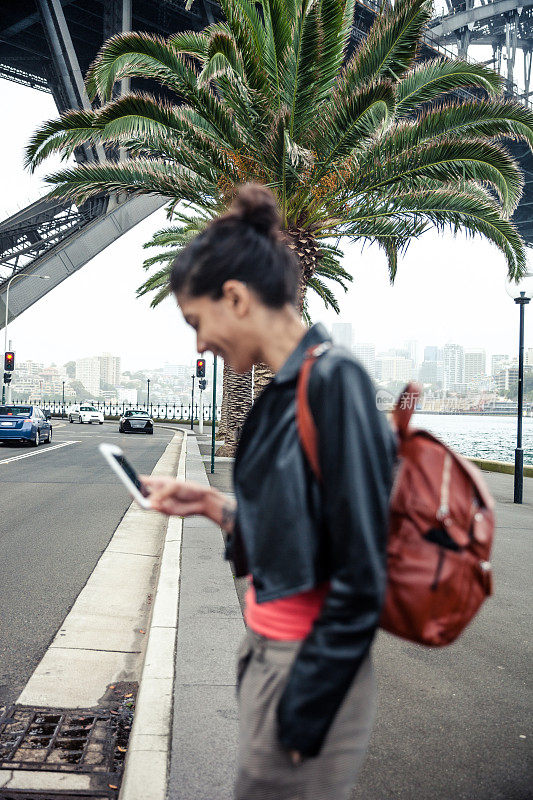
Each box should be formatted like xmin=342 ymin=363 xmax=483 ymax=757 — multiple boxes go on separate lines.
xmin=162 ymin=364 xmax=190 ymax=380
xmin=494 ymin=363 xmax=533 ymax=393
xmin=464 ymin=349 xmax=486 ymax=386
xmin=526 ymin=347 xmax=533 ymax=366
xmin=424 ymin=346 xmax=440 ymax=362
xmin=375 ymin=354 xmax=415 ymax=383
xmin=331 ymin=322 xmax=353 ymax=350
xmin=18 ymin=360 xmax=44 ymax=375
xmin=443 ymin=344 xmax=465 ymax=391
xmin=418 ymin=359 xmax=444 ymax=387
xmin=405 ymin=340 xmax=418 ymax=370
xmin=491 ymin=354 xmax=510 ymax=375
xmin=352 ymin=343 xmax=376 ymax=377
xmin=76 ymin=357 xmax=101 ymax=397
xmin=99 ymin=353 xmax=121 ymax=386
xmin=117 ymin=387 xmax=138 ymax=404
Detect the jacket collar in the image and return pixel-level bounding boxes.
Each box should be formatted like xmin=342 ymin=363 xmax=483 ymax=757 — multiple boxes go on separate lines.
xmin=273 ymin=322 xmax=331 ymax=385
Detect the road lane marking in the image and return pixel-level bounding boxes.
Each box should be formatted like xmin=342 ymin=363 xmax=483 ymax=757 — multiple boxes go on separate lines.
xmin=0 ymin=441 xmax=80 ymax=465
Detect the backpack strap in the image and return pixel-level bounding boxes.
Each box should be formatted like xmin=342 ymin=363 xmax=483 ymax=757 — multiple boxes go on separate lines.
xmin=391 ymin=381 xmax=422 ymax=439
xmin=296 ymin=343 xmax=330 ymax=483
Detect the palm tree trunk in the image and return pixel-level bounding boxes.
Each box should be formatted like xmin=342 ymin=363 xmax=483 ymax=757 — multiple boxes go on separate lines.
xmin=253 ymin=362 xmax=274 ymax=400
xmin=217 ymin=363 xmax=230 ymax=441
xmin=216 ymin=364 xmax=253 ymax=456
xmin=284 ymin=226 xmax=321 ymax=313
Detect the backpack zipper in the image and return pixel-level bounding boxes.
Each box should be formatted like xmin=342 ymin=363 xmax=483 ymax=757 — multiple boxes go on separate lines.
xmin=436 ymin=452 xmax=452 ymax=523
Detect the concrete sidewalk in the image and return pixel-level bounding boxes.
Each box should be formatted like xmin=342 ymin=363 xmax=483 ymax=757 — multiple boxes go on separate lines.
xmin=167 ymin=432 xmax=243 ymax=800
xmin=165 ymin=431 xmax=532 ymax=800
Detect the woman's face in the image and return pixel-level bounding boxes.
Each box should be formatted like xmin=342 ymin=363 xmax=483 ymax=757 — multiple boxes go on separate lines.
xmin=177 ymin=282 xmax=258 ymax=374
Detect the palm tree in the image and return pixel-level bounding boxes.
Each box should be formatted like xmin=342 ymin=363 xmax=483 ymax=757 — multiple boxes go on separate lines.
xmin=26 ymin=0 xmax=533 ymax=451
xmin=137 ymin=211 xmax=350 ymax=411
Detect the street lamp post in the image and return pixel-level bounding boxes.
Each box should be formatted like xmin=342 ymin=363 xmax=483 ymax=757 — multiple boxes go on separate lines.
xmin=2 ymin=273 xmax=50 ymax=402
xmin=62 ymin=380 xmax=65 ymax=418
xmin=147 ymin=378 xmax=150 ymax=412
xmin=505 ymin=271 xmax=533 ymax=504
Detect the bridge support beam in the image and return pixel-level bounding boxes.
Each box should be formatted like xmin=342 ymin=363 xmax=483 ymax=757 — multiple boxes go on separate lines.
xmin=0 ymin=195 xmax=165 ymax=331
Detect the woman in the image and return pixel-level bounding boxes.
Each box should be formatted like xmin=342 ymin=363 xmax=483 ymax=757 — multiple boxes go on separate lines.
xmin=147 ymin=184 xmax=397 ymax=800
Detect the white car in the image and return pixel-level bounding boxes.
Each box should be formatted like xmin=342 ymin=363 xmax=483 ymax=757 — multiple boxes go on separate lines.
xmin=68 ymin=405 xmax=104 ymax=425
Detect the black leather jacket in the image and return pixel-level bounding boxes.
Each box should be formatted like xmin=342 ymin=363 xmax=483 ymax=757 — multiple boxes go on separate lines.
xmin=225 ymin=323 xmax=397 ymax=757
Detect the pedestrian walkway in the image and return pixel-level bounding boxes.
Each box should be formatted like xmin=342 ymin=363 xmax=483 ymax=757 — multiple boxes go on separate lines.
xmin=165 ymin=430 xmax=532 ymax=800
xmin=167 ymin=432 xmax=242 ymax=800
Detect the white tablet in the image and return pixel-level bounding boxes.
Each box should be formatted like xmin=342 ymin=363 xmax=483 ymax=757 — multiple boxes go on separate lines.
xmin=99 ymin=442 xmax=152 ymax=509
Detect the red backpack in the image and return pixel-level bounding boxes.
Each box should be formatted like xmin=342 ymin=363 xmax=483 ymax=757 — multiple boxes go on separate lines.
xmin=297 ymin=346 xmax=495 ymax=647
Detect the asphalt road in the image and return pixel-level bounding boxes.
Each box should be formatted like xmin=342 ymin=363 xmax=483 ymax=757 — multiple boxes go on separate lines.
xmin=0 ymin=419 xmax=174 ymax=711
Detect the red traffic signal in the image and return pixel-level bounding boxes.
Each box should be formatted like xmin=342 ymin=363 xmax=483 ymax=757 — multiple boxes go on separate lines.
xmin=4 ymin=351 xmax=14 ymax=372
xmin=196 ymin=358 xmax=206 ymax=378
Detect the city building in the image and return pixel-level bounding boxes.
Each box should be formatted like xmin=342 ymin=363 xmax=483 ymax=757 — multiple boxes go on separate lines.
xmin=464 ymin=349 xmax=487 ymax=387
xmin=331 ymin=322 xmax=353 ymax=350
xmin=75 ymin=357 xmax=101 ymax=397
xmin=405 ymin=340 xmax=419 ymax=370
xmin=352 ymin=343 xmax=376 ymax=377
xmin=418 ymin=359 xmax=444 ymax=387
xmin=526 ymin=347 xmax=533 ymax=366
xmin=491 ymin=354 xmax=510 ymax=375
xmin=375 ymin=354 xmax=415 ymax=383
xmin=117 ymin=387 xmax=138 ymax=404
xmin=162 ymin=364 xmax=190 ymax=380
xmin=99 ymin=353 xmax=121 ymax=386
xmin=443 ymin=344 xmax=465 ymax=391
xmin=424 ymin=346 xmax=440 ymax=362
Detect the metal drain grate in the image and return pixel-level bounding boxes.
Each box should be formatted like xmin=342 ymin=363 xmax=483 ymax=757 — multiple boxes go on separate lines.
xmin=0 ymin=708 xmax=113 ymax=771
xmin=0 ymin=684 xmax=136 ymax=798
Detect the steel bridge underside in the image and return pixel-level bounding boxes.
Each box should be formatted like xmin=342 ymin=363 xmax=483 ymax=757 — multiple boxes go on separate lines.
xmin=0 ymin=0 xmax=531 ymax=331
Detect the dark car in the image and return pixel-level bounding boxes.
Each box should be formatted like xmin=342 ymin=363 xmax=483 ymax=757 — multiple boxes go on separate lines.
xmin=0 ymin=405 xmax=52 ymax=446
xmin=119 ymin=409 xmax=154 ymax=434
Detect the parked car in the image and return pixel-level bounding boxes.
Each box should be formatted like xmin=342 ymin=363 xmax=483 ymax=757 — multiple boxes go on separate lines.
xmin=0 ymin=404 xmax=52 ymax=446
xmin=69 ymin=405 xmax=104 ymax=424
xmin=119 ymin=409 xmax=154 ymax=434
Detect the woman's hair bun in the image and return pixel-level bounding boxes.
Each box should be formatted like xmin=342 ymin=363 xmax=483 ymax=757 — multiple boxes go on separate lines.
xmin=226 ymin=183 xmax=281 ymax=239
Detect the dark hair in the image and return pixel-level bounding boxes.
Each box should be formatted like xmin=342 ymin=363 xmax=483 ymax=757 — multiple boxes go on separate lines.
xmin=170 ymin=183 xmax=299 ymax=308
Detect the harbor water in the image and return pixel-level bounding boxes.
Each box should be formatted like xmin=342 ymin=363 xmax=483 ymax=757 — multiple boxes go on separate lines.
xmin=410 ymin=413 xmax=533 ymax=466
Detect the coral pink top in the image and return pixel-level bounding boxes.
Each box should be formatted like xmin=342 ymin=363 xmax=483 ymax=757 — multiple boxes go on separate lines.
xmin=244 ymin=575 xmax=330 ymax=640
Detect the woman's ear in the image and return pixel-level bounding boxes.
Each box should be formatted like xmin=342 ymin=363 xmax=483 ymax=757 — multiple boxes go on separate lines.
xmin=221 ymin=280 xmax=251 ymax=317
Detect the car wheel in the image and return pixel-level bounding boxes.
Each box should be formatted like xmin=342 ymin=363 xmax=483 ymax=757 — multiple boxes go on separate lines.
xmin=99 ymin=421 xmax=104 ymax=425
xmin=88 ymin=421 xmax=92 ymax=424
xmin=148 ymin=429 xmax=154 ymax=435
xmin=33 ymin=430 xmax=40 ymax=447
xmin=79 ymin=418 xmax=83 ymax=423
xmin=69 ymin=415 xmax=73 ymax=423
xmin=47 ymin=428 xmax=53 ymax=443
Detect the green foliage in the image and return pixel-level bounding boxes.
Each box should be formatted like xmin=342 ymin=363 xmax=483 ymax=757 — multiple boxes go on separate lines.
xmin=26 ymin=0 xmax=532 ymax=285
xmin=136 ymin=211 xmax=351 ymax=315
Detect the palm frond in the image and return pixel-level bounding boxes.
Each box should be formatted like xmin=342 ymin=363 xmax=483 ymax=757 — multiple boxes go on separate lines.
xmin=25 ymin=110 xmax=99 ymax=172
xmin=396 ymin=58 xmax=503 ymax=114
xmin=344 ymin=0 xmax=433 ymax=86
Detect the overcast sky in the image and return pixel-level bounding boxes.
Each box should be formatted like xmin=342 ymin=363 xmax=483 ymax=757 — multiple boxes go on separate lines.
xmin=1 ymin=78 xmax=531 ymax=374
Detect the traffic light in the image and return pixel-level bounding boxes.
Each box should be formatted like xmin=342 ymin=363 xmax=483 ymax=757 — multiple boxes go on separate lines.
xmin=198 ymin=378 xmax=207 ymax=391
xmin=196 ymin=358 xmax=206 ymax=378
xmin=4 ymin=351 xmax=14 ymax=371
xmin=3 ymin=372 xmax=12 ymax=384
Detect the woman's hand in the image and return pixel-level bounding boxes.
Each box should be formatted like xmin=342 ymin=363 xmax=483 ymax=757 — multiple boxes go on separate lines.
xmin=142 ymin=476 xmax=237 ymax=533
xmin=142 ymin=475 xmax=208 ymax=517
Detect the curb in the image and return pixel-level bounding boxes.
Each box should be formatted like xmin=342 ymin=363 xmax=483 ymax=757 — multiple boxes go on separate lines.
xmin=119 ymin=433 xmax=187 ymax=800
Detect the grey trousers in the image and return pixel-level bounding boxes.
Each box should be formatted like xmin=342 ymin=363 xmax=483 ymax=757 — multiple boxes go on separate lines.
xmin=234 ymin=627 xmax=376 ymax=800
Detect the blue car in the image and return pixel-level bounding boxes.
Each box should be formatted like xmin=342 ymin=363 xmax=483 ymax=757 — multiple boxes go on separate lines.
xmin=0 ymin=405 xmax=52 ymax=446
